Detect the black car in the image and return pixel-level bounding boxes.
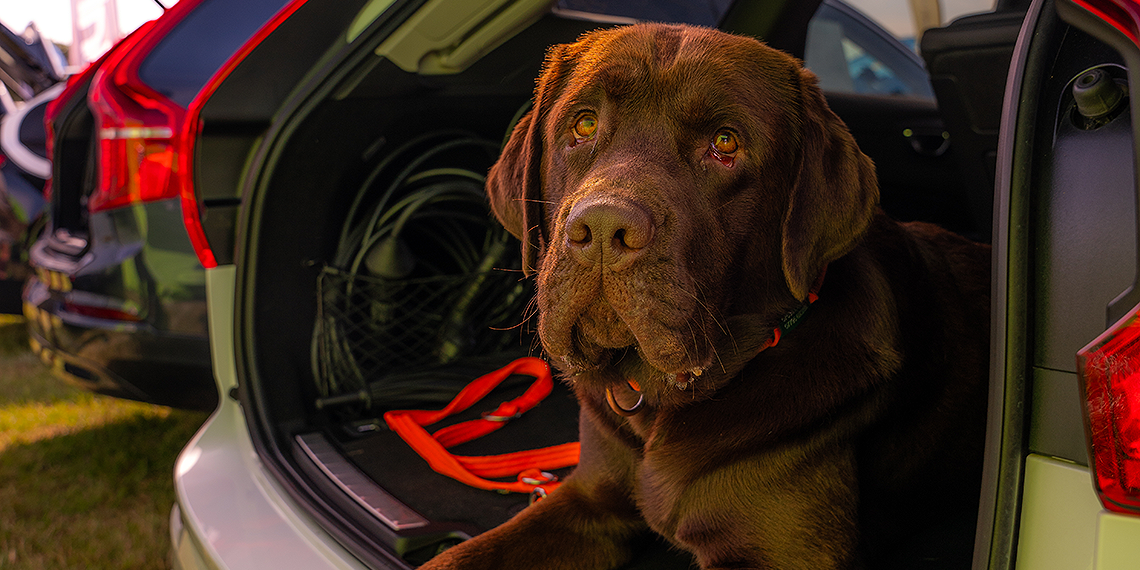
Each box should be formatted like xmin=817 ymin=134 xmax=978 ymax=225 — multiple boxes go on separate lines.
xmin=0 ymin=21 xmax=65 ymax=313
xmin=23 ymin=0 xmax=291 ymax=411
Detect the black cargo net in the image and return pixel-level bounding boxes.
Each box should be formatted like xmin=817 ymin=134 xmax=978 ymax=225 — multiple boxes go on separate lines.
xmin=311 ymin=132 xmax=533 ymax=412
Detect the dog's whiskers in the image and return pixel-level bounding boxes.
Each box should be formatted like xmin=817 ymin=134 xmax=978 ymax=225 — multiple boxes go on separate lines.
xmin=514 ymin=197 xmax=556 ymax=206
xmin=498 ymin=295 xmax=538 ymax=331
xmin=489 ymin=293 xmax=537 ymax=334
xmin=679 ymin=281 xmax=729 ymax=337
xmin=677 ymin=280 xmax=732 ymax=370
xmin=691 ymin=299 xmax=730 ymax=376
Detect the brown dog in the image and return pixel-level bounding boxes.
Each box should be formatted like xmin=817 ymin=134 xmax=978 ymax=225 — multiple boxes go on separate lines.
xmin=422 ymin=23 xmax=990 ymax=569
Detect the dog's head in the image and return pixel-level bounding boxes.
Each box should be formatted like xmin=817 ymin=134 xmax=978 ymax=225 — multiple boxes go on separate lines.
xmin=488 ymin=23 xmax=877 ymax=404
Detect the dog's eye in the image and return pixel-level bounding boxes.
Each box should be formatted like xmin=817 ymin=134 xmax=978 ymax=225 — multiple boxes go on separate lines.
xmin=712 ymin=129 xmax=738 ymax=155
xmin=573 ymin=112 xmax=598 ymax=141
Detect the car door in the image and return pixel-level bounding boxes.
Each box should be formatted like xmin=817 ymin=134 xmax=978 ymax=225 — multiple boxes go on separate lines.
xmin=988 ymin=0 xmax=1140 ymax=567
xmin=806 ymin=1 xmax=981 ymax=241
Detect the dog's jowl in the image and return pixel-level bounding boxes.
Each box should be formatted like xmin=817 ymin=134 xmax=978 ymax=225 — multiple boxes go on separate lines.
xmin=420 ymin=23 xmax=991 ymax=570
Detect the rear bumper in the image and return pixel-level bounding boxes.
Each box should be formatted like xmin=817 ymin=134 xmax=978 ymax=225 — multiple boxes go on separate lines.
xmin=170 ymin=397 xmax=368 ymax=570
xmin=22 ymin=199 xmax=216 ymax=410
xmin=1016 ymin=455 xmax=1140 ymax=569
xmin=23 ymin=276 xmax=216 ymax=410
xmin=171 ymin=265 xmax=368 ymax=570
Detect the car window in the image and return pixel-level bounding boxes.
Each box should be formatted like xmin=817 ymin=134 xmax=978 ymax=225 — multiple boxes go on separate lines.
xmin=806 ymin=1 xmax=935 ymax=99
xmin=138 ymin=0 xmax=290 ymax=107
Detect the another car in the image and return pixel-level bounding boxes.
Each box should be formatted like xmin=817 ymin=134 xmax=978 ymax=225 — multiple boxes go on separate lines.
xmin=22 ymin=0 xmax=291 ymax=411
xmin=152 ymin=0 xmax=1140 ymax=568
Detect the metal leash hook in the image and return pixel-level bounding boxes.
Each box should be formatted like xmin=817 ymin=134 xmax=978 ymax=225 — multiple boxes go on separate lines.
xmin=523 ymin=469 xmax=560 ymax=505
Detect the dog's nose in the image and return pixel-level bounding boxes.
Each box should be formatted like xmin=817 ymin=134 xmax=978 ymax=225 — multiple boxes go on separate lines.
xmin=565 ymin=196 xmax=653 ymax=269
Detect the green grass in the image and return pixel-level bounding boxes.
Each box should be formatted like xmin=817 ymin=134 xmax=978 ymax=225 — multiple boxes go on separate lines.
xmin=0 ymin=316 xmax=209 ymax=569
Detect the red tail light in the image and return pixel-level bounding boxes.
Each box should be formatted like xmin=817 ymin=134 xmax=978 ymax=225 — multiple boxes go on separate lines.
xmin=1065 ymin=0 xmax=1140 ymax=516
xmin=1071 ymin=0 xmax=1140 ymax=45
xmin=62 ymin=300 xmax=143 ymax=322
xmin=1078 ymin=303 xmax=1140 ymax=514
xmin=81 ymin=0 xmax=305 ymax=269
xmin=86 ymin=5 xmax=198 ymax=215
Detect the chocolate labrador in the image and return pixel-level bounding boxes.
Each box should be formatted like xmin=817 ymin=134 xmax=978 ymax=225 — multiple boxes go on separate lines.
xmin=422 ymin=23 xmax=990 ymax=569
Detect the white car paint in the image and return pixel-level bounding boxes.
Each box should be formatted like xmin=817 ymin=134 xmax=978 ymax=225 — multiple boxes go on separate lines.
xmin=171 ymin=265 xmax=367 ymax=570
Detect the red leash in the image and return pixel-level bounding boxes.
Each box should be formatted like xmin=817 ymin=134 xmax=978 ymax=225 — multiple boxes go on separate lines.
xmin=384 ymin=357 xmax=580 ymax=495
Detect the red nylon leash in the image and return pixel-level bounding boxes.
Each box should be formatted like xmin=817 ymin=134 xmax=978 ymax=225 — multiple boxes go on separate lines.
xmin=388 ymin=269 xmax=827 ymax=484
xmin=383 ymin=356 xmax=580 ymax=495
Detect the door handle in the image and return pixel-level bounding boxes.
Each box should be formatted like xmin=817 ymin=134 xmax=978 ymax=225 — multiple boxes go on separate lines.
xmin=904 ymin=127 xmax=951 ymax=157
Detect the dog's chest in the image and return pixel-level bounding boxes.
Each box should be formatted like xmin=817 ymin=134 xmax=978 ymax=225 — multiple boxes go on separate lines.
xmin=623 ymin=413 xmax=711 ymax=535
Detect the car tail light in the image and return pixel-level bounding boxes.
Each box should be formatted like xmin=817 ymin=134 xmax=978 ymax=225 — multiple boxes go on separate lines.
xmin=1070 ymin=0 xmax=1140 ymax=45
xmin=1064 ymin=0 xmax=1140 ymax=517
xmin=86 ymin=5 xmax=197 ymax=215
xmin=62 ymin=300 xmax=143 ymax=322
xmin=1078 ymin=303 xmax=1140 ymax=514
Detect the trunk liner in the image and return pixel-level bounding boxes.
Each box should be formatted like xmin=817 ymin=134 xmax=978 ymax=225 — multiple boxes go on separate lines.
xmin=323 ymin=361 xmax=700 ymax=568
xmin=321 ymin=364 xmax=973 ymax=569
xmin=334 ymin=370 xmax=581 ymax=532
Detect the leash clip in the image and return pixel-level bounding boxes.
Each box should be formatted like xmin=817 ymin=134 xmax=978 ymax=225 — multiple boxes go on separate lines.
xmin=522 ymin=469 xmax=559 ymax=505
xmin=519 ymin=469 xmax=558 ymax=486
xmin=529 ymin=486 xmax=549 ymax=505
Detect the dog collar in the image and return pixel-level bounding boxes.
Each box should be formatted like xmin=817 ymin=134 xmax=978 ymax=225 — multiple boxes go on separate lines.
xmin=752 ymin=265 xmax=826 ymax=355
xmin=604 ymin=266 xmax=826 ymax=417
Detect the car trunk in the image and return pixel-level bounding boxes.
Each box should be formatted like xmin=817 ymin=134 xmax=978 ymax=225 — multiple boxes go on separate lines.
xmin=249 ymin=87 xmax=591 ymax=562
xmin=223 ymin=9 xmax=702 ymax=567
xmin=218 ymin=1 xmax=978 ymax=568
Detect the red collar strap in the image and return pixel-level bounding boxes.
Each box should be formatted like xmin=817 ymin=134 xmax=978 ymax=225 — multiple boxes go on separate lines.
xmin=384 ymin=357 xmax=580 ymax=496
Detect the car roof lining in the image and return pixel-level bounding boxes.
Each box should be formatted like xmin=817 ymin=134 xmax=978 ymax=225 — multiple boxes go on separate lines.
xmin=370 ymin=0 xmax=822 ymax=76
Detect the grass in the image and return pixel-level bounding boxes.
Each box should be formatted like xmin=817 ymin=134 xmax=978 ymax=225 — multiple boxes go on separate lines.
xmin=0 ymin=315 xmax=209 ymax=570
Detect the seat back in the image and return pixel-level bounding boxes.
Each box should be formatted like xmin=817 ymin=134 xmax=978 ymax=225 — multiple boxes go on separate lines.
xmin=921 ymin=8 xmax=1028 ymax=242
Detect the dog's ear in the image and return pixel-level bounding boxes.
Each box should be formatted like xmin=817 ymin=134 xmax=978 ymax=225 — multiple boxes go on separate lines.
xmin=488 ymin=32 xmax=610 ymax=276
xmin=488 ymin=39 xmax=586 ymax=276
xmin=487 ymin=106 xmax=545 ymax=276
xmin=781 ymin=68 xmax=878 ymax=301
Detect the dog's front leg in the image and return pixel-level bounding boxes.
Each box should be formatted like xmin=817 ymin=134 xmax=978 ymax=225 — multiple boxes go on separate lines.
xmin=418 ymin=480 xmax=645 ymax=570
xmin=667 ymin=441 xmax=863 ymax=570
xmin=419 ymin=412 xmax=646 ymax=570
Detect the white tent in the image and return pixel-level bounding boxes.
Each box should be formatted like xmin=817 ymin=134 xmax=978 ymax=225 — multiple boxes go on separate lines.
xmin=69 ymin=0 xmax=121 ymax=68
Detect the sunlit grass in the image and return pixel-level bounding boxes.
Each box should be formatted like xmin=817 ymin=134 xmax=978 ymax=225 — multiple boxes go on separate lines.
xmin=0 ymin=316 xmax=209 ymax=569
xmin=0 ymin=386 xmax=171 ymax=452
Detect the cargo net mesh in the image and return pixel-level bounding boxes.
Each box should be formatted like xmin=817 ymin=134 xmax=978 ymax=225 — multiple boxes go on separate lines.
xmin=310 ymin=132 xmax=533 ymax=411
xmin=314 ymin=267 xmax=530 ymax=401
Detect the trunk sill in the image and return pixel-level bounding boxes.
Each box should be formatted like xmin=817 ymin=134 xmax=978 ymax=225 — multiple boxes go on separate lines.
xmin=295 ymin=432 xmax=430 ymax=531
